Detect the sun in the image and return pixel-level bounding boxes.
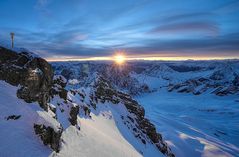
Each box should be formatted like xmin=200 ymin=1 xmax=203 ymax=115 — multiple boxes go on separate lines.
xmin=114 ymin=54 xmax=126 ymax=64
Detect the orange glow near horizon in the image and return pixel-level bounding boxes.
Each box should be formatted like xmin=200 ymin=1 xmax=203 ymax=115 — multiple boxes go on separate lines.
xmin=114 ymin=54 xmax=126 ymax=64
xmin=45 ymin=54 xmax=239 ymax=62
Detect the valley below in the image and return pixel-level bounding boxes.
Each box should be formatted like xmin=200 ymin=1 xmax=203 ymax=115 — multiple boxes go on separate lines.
xmin=136 ymin=89 xmax=239 ymax=157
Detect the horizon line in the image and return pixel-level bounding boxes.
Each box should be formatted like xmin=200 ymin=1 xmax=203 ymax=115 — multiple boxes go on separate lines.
xmin=46 ymin=56 xmax=239 ymax=62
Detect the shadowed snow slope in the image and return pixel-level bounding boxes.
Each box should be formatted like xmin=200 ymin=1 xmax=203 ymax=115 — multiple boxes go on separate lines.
xmin=54 ymin=106 xmax=162 ymax=157
xmin=0 ymin=81 xmax=52 ymax=157
xmin=0 ymin=80 xmax=164 ymax=157
xmin=52 ymin=91 xmax=164 ymax=157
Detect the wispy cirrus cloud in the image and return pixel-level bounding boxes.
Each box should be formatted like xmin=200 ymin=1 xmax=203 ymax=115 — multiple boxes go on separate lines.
xmin=149 ymin=21 xmax=219 ymax=36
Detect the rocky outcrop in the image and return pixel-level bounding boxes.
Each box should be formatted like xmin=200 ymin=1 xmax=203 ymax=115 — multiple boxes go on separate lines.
xmin=53 ymin=75 xmax=67 ymax=88
xmin=94 ymin=76 xmax=120 ymax=104
xmin=5 ymin=115 xmax=21 ymax=120
xmin=34 ymin=124 xmax=63 ymax=152
xmin=82 ymin=106 xmax=91 ymax=117
xmin=68 ymin=105 xmax=79 ymax=126
xmin=92 ymin=76 xmax=175 ymax=157
xmin=51 ymin=75 xmax=68 ymax=100
xmin=118 ymin=92 xmax=174 ymax=157
xmin=0 ymin=46 xmax=65 ymax=152
xmin=233 ymin=75 xmax=239 ymax=86
xmin=0 ymin=46 xmax=53 ymax=110
xmin=168 ymin=75 xmax=239 ymax=96
xmin=213 ymin=85 xmax=239 ymax=96
xmin=61 ymin=68 xmax=73 ymax=80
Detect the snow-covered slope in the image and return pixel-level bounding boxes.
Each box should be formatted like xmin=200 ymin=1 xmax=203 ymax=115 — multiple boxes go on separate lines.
xmin=1 ymin=79 xmax=157 ymax=157
xmin=0 ymin=81 xmax=52 ymax=157
xmin=54 ymin=104 xmax=162 ymax=157
xmin=49 ymin=75 xmax=172 ymax=157
xmin=0 ymin=46 xmax=172 ymax=157
xmin=0 ymin=77 xmax=169 ymax=157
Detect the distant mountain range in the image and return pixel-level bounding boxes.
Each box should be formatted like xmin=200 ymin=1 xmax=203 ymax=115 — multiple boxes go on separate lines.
xmin=52 ymin=59 xmax=239 ymax=96
xmin=1 ymin=44 xmax=238 ymax=157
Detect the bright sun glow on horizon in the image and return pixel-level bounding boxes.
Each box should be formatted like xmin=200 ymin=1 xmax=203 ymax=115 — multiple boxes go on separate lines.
xmin=114 ymin=54 xmax=126 ymax=64
xmin=45 ymin=54 xmax=239 ymax=62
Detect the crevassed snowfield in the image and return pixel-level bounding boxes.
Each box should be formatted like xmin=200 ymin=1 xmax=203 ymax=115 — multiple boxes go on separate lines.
xmin=136 ymin=88 xmax=239 ymax=157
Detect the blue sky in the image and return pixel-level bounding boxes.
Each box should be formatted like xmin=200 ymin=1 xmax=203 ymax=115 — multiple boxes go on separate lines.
xmin=0 ymin=0 xmax=239 ymax=60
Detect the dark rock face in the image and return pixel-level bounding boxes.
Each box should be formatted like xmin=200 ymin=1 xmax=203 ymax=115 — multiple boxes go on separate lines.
xmin=233 ymin=76 xmax=239 ymax=86
xmin=52 ymin=75 xmax=68 ymax=101
xmin=93 ymin=76 xmax=174 ymax=157
xmin=53 ymin=75 xmax=67 ymax=88
xmin=61 ymin=69 xmax=73 ymax=80
xmin=0 ymin=47 xmax=53 ymax=110
xmin=83 ymin=106 xmax=91 ymax=117
xmin=118 ymin=92 xmax=145 ymax=118
xmin=94 ymin=77 xmax=120 ymax=104
xmin=210 ymin=70 xmax=225 ymax=80
xmin=169 ymin=65 xmax=202 ymax=72
xmin=5 ymin=115 xmax=21 ymax=120
xmin=214 ymin=86 xmax=238 ymax=96
xmin=34 ymin=124 xmax=63 ymax=152
xmin=69 ymin=105 xmax=79 ymax=126
xmin=58 ymin=88 xmax=68 ymax=100
xmin=168 ymin=75 xmax=239 ymax=96
xmin=118 ymin=92 xmax=174 ymax=157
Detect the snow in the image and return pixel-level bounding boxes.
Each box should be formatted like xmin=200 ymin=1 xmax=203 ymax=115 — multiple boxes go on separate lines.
xmin=45 ymin=82 xmax=164 ymax=157
xmin=53 ymin=103 xmax=164 ymax=157
xmin=53 ymin=75 xmax=67 ymax=84
xmin=131 ymin=73 xmax=169 ymax=89
xmin=68 ymin=79 xmax=80 ymax=85
xmin=0 ymin=81 xmax=52 ymax=157
xmin=135 ymin=88 xmax=239 ymax=157
xmin=36 ymin=111 xmax=62 ymax=132
xmin=32 ymin=68 xmax=43 ymax=75
xmin=50 ymin=84 xmax=163 ymax=157
xmin=55 ymin=116 xmax=141 ymax=157
xmin=0 ymin=42 xmax=39 ymax=57
xmin=49 ymin=96 xmax=73 ymax=129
